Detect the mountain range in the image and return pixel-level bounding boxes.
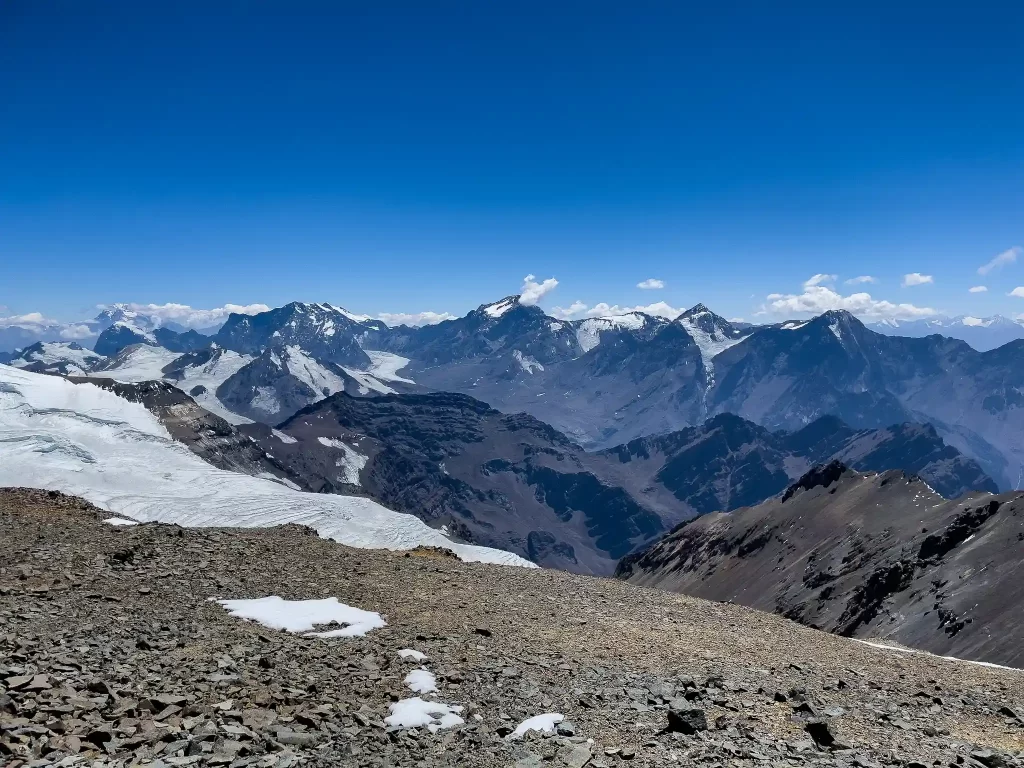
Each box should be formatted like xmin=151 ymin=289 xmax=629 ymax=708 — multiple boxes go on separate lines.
xmin=71 ymin=375 xmax=995 ymax=575
xmin=867 ymin=314 xmax=1024 ymax=352
xmin=5 ymin=297 xmax=1024 ymax=493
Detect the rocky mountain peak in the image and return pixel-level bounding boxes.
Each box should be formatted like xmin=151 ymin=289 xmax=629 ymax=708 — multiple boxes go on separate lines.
xmin=781 ymin=459 xmax=850 ymax=501
xmin=477 ymin=295 xmax=523 ymax=319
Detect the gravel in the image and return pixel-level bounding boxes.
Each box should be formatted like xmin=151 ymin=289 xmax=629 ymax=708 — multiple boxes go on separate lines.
xmin=2 ymin=487 xmax=1023 ymax=768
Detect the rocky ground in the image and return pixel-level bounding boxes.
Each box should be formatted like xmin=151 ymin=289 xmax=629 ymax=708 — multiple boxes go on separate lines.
xmin=2 ymin=488 xmax=1023 ymax=768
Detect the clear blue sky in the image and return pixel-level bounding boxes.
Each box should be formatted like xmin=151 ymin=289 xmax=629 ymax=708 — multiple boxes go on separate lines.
xmin=2 ymin=1 xmax=1022 ymax=324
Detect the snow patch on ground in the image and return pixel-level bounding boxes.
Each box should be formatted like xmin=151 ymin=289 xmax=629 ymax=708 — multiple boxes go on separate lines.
xmin=215 ymin=596 xmax=385 ymax=637
xmin=384 ymin=698 xmax=464 ymax=732
xmin=10 ymin=343 xmax=103 ymax=374
xmin=483 ymin=298 xmax=515 ymax=318
xmin=676 ymin=315 xmax=747 ymax=372
xmin=854 ymin=639 xmax=1021 ymax=672
xmin=398 ymin=649 xmax=427 ymax=661
xmin=0 ymin=366 xmax=537 ymax=567
xmin=512 ymin=350 xmax=544 ymax=374
xmin=103 ymin=517 xmax=139 ymax=526
xmin=89 ymin=345 xmax=181 ymax=383
xmin=575 ymin=314 xmax=647 ymax=354
xmin=316 ymin=437 xmax=368 ymax=485
xmin=283 ymin=345 xmax=347 ymax=399
xmin=363 ymin=350 xmax=415 ymax=384
xmin=251 ymin=386 xmax=281 ymax=415
xmin=509 ymin=713 xmax=564 ymax=739
xmin=403 ymin=668 xmax=438 ymax=694
xmin=272 ymin=429 xmax=297 ymax=444
xmin=169 ymin=349 xmax=255 ymax=425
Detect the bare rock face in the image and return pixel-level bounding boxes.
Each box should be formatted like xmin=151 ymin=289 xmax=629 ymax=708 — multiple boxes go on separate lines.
xmin=617 ymin=463 xmax=1024 ymax=667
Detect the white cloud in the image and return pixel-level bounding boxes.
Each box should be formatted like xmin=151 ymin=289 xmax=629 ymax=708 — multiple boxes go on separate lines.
xmin=549 ymin=301 xmax=588 ymax=320
xmin=968 ymin=285 xmax=988 ymax=293
xmin=1010 ymin=287 xmax=1024 ymax=298
xmin=764 ymin=277 xmax=937 ymax=320
xmin=902 ymin=273 xmax=934 ymax=287
xmin=728 ymin=317 xmax=746 ymax=323
xmin=636 ymin=278 xmax=665 ymax=290
xmin=59 ymin=324 xmax=95 ymax=340
xmin=519 ymin=274 xmax=558 ymax=306
xmin=107 ymin=302 xmax=272 ymax=329
xmin=804 ymin=274 xmax=837 ymax=287
xmin=845 ymin=275 xmax=878 ymax=285
xmin=0 ymin=312 xmax=58 ymax=330
xmin=376 ymin=311 xmax=456 ymax=327
xmin=549 ymin=300 xmax=683 ymax=320
xmin=978 ymin=246 xmax=1020 ymax=276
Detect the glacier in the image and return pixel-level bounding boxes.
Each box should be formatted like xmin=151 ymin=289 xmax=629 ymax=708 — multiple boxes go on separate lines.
xmin=0 ymin=365 xmax=533 ymax=568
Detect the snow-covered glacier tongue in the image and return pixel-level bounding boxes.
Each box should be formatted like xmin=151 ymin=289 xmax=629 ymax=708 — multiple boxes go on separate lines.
xmin=0 ymin=365 xmax=534 ymax=568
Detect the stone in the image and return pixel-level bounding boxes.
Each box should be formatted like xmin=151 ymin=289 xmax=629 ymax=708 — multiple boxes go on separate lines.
xmin=561 ymin=744 xmax=592 ymax=768
xmin=666 ymin=707 xmax=708 ymax=735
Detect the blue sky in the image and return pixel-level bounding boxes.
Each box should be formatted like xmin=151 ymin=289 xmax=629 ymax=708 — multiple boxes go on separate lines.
xmin=2 ymin=1 xmax=1022 ymax=326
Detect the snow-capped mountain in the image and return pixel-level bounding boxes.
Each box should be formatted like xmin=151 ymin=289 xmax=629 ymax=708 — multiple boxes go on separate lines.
xmin=4 ymin=342 xmax=104 ymax=376
xmin=9 ymin=293 xmax=1024 ymax=494
xmin=0 ymin=364 xmax=531 ymax=567
xmin=0 ymin=303 xmax=220 ymax=354
xmin=868 ymin=314 xmax=1024 ymax=352
xmin=213 ymin=302 xmax=379 ymax=367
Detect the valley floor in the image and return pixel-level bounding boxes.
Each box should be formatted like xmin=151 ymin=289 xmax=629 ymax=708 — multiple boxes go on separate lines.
xmin=2 ymin=488 xmax=1023 ymax=768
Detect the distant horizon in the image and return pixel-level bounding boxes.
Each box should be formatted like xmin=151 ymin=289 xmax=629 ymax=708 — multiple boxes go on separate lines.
xmin=6 ymin=294 xmax=1024 ymax=335
xmin=3 ymin=3 xmax=1023 ymax=323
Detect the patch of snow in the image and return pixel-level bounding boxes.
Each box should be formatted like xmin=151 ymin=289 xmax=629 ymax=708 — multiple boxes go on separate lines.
xmin=170 ymin=349 xmax=255 ymax=425
xmin=283 ymin=345 xmax=347 ymax=399
xmin=512 ymin=350 xmax=544 ymax=374
xmin=88 ymin=345 xmax=181 ymax=383
xmin=509 ymin=713 xmax=564 ymax=739
xmin=384 ymin=697 xmax=464 ymax=732
xmin=316 ymin=437 xmax=368 ymax=485
xmin=575 ymin=314 xmax=647 ymax=353
xmin=854 ymin=639 xmax=1021 ymax=672
xmin=404 ymin=668 xmax=438 ymax=694
xmin=677 ymin=315 xmax=747 ymax=370
xmin=362 ymin=350 xmax=415 ymax=384
xmin=398 ymin=649 xmax=428 ymax=661
xmin=272 ymin=429 xmax=297 ymax=444
xmin=960 ymin=316 xmax=989 ymax=327
xmin=0 ymin=366 xmax=537 ymax=567
xmin=338 ymin=350 xmax=414 ymax=395
xmin=102 ymin=517 xmax=139 ymax=526
xmin=780 ymin=321 xmax=809 ymax=330
xmin=251 ymin=386 xmax=281 ymax=415
xmin=11 ymin=342 xmax=104 ymax=373
xmin=215 ymin=596 xmax=385 ymax=637
xmin=483 ymin=298 xmax=516 ymax=318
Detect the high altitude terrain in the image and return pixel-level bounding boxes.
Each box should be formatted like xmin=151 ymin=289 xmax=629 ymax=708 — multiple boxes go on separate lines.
xmin=3 ymin=488 xmax=1024 ymax=768
xmin=619 ymin=462 xmax=1024 ymax=667
xmin=7 ymin=298 xmax=1022 ymax=491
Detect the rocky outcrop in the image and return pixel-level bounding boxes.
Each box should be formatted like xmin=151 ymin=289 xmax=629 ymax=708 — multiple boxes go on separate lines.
xmin=617 ymin=464 xmax=1024 ymax=666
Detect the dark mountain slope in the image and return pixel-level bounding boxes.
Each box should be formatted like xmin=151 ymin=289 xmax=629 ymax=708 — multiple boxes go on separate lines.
xmin=241 ymin=391 xmax=670 ymax=574
xmin=595 ymin=413 xmax=995 ymax=517
xmin=617 ymin=463 xmax=1024 ymax=666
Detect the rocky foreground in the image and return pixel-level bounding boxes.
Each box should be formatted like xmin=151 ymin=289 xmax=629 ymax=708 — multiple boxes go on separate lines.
xmin=2 ymin=488 xmax=1023 ymax=768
